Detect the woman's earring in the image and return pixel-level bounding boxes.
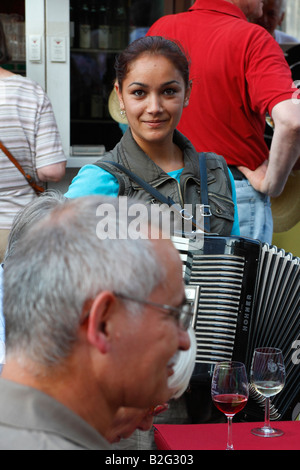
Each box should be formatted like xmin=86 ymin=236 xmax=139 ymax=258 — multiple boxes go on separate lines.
xmin=120 ymin=109 xmax=126 ymax=118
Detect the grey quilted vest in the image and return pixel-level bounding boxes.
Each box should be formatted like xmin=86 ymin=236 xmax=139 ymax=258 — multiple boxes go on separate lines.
xmin=94 ymin=129 xmax=234 ymax=235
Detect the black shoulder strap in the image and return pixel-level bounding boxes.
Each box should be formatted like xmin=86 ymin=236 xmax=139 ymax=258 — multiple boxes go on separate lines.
xmin=103 ymin=161 xmax=177 ymax=206
xmin=199 ymin=152 xmax=211 ymax=232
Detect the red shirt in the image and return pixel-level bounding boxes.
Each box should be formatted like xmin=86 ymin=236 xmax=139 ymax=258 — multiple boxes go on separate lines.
xmin=147 ymin=0 xmax=296 ymax=169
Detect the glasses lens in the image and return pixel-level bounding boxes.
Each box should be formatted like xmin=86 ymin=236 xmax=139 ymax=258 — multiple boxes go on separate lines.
xmin=179 ymin=304 xmax=193 ymax=330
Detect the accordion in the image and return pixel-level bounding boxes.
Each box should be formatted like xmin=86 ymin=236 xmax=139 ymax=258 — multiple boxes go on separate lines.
xmin=173 ymin=235 xmax=300 ymax=421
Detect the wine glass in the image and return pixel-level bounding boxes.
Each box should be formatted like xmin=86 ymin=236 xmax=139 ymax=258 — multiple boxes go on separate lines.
xmin=211 ymin=361 xmax=249 ymax=450
xmin=250 ymin=347 xmax=285 ymax=437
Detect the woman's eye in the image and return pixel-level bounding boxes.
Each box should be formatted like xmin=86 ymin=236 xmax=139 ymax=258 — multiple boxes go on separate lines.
xmin=133 ymin=90 xmax=145 ymax=97
xmin=163 ymin=88 xmax=177 ymax=96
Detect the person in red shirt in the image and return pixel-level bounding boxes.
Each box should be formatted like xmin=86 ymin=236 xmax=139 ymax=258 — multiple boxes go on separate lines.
xmin=147 ymin=0 xmax=300 ymax=243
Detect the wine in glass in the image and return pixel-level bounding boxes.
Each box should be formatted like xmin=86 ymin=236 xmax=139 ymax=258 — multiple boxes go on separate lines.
xmin=250 ymin=347 xmax=285 ymax=437
xmin=211 ymin=361 xmax=249 ymax=450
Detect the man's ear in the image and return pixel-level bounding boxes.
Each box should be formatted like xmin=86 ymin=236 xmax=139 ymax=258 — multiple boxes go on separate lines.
xmin=86 ymin=291 xmax=116 ymax=354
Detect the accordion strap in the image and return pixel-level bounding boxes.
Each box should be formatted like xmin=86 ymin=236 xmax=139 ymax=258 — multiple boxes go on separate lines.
xmin=0 ymin=141 xmax=44 ymax=195
xmin=199 ymin=152 xmax=211 ymax=232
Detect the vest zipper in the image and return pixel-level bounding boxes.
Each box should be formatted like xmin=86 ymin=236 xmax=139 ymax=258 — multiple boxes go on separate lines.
xmin=176 ymin=179 xmax=184 ymax=207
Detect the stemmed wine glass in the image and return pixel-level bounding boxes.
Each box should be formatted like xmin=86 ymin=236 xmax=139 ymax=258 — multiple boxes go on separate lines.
xmin=211 ymin=361 xmax=249 ymax=450
xmin=250 ymin=347 xmax=285 ymax=437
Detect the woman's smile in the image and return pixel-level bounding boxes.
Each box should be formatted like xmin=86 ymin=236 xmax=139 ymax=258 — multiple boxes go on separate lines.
xmin=143 ymin=119 xmax=167 ymax=127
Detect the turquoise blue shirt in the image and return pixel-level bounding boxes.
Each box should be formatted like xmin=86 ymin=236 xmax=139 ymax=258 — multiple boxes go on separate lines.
xmin=65 ymin=165 xmax=240 ymax=235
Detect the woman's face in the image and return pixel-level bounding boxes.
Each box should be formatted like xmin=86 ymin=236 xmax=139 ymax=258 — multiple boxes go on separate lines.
xmin=115 ymin=53 xmax=191 ymax=150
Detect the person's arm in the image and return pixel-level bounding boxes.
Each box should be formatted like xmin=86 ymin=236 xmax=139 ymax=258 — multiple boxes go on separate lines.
xmin=34 ymin=87 xmax=67 ymax=182
xmin=65 ymin=164 xmax=119 ymax=198
xmin=238 ymin=99 xmax=300 ymax=197
xmin=37 ymin=161 xmax=66 ymax=182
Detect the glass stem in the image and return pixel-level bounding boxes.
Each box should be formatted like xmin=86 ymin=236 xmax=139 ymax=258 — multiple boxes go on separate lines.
xmin=226 ymin=416 xmax=234 ymax=450
xmin=264 ymin=397 xmax=271 ymax=429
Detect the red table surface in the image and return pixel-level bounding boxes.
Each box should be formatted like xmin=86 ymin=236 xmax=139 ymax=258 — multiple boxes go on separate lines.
xmin=154 ymin=421 xmax=300 ymax=450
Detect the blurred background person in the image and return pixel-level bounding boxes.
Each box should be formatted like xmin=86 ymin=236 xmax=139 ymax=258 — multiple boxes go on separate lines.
xmin=254 ymin=0 xmax=299 ymax=44
xmin=0 ymin=20 xmax=66 ymax=260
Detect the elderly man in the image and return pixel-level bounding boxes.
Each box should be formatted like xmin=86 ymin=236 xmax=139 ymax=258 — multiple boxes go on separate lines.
xmin=0 ymin=195 xmax=190 ymax=450
xmin=147 ymin=0 xmax=300 ymax=244
xmin=255 ymin=0 xmax=299 ymax=44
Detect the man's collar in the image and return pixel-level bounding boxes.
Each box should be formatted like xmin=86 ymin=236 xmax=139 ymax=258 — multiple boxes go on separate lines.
xmin=189 ymin=0 xmax=247 ymax=21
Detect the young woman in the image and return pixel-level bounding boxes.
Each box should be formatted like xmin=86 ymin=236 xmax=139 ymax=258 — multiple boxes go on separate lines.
xmin=66 ymin=36 xmax=239 ymax=237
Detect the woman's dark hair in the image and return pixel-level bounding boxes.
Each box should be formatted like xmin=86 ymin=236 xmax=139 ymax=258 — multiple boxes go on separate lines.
xmin=115 ymin=36 xmax=191 ymax=91
xmin=0 ymin=21 xmax=11 ymax=65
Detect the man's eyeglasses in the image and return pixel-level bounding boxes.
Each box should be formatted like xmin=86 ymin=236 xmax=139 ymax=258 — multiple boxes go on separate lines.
xmin=114 ymin=293 xmax=194 ymax=331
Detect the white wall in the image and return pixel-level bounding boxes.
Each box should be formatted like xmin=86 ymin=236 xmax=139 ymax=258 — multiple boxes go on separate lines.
xmin=285 ymin=0 xmax=300 ymax=40
xmin=26 ymin=0 xmax=70 ymax=157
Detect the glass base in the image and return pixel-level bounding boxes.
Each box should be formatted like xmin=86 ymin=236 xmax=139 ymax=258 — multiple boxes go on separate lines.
xmin=251 ymin=426 xmax=284 ymax=438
